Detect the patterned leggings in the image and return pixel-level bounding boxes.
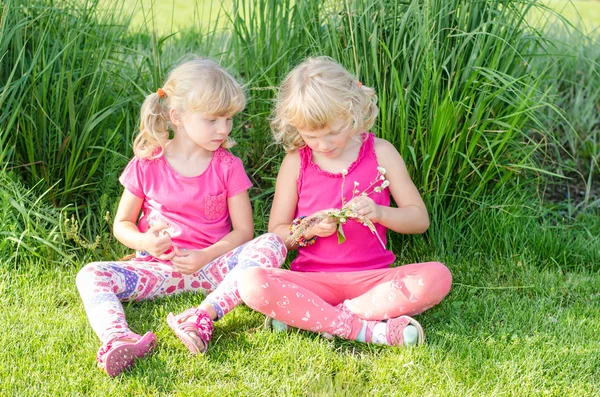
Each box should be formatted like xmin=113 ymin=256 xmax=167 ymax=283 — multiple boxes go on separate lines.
xmin=76 ymin=233 xmax=287 ymax=343
xmin=238 ymin=262 xmax=451 ymax=340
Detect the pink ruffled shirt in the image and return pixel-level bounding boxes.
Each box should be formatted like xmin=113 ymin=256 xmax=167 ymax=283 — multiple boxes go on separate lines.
xmin=292 ymin=133 xmax=396 ymax=272
xmin=119 ymin=148 xmax=252 ymax=259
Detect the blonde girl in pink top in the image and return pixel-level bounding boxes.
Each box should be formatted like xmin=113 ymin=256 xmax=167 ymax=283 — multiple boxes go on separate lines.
xmin=76 ymin=58 xmax=286 ymax=377
xmin=239 ymin=57 xmax=451 ymax=347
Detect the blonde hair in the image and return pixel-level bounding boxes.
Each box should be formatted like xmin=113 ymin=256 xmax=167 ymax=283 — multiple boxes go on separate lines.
xmin=134 ymin=57 xmax=246 ymax=159
xmin=271 ymin=56 xmax=378 ymax=152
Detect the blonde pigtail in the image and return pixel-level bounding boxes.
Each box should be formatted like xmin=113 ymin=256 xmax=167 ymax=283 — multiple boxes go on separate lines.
xmin=134 ymin=92 xmax=171 ymax=159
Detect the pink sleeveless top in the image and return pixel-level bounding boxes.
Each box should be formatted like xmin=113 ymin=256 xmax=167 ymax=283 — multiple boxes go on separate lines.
xmin=291 ymin=133 xmax=396 ymax=272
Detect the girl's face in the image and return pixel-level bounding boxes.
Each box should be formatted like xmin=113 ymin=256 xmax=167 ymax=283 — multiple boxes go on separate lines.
xmin=175 ymin=110 xmax=233 ymax=151
xmin=297 ymin=119 xmax=356 ymax=159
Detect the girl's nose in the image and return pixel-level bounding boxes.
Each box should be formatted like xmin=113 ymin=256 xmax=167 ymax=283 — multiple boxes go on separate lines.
xmin=318 ymin=140 xmax=330 ymax=151
xmin=217 ymin=121 xmax=230 ymax=135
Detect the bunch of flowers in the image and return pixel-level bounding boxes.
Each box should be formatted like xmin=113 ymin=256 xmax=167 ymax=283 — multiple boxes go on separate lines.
xmin=288 ymin=167 xmax=389 ymax=247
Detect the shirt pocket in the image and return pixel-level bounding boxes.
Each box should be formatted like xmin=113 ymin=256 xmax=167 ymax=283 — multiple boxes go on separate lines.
xmin=204 ymin=191 xmax=227 ymax=220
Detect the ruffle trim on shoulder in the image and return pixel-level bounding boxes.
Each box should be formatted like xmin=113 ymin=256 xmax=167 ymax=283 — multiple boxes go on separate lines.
xmin=306 ymin=132 xmax=373 ymax=178
xmin=212 ymin=148 xmax=235 ymax=166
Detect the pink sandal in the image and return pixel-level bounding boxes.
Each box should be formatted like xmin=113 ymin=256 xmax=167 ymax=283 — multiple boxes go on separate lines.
xmin=167 ymin=308 xmax=213 ymax=355
xmin=365 ymin=315 xmax=425 ymax=347
xmin=96 ymin=331 xmax=157 ymax=377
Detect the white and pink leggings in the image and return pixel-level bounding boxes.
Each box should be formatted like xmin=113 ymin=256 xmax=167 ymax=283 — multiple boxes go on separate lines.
xmin=76 ymin=233 xmax=287 ymax=343
xmin=239 ymin=262 xmax=452 ymax=340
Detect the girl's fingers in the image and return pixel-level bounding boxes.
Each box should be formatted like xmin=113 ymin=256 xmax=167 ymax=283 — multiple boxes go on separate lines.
xmin=173 ymin=246 xmax=188 ymax=256
xmin=157 ymin=251 xmax=175 ymax=261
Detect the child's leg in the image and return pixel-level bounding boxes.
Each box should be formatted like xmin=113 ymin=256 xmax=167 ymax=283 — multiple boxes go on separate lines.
xmin=76 ymin=260 xmax=182 ymax=343
xmin=342 ymin=261 xmax=452 ymax=320
xmin=239 ymin=262 xmax=451 ymax=344
xmin=199 ymin=233 xmax=287 ymax=320
xmin=341 ymin=262 xmax=451 ymax=346
xmin=238 ymin=267 xmax=364 ymax=339
xmin=167 ymin=233 xmax=287 ymax=354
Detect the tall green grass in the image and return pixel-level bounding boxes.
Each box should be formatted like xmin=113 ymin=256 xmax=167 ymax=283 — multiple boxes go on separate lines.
xmin=534 ymin=28 xmax=600 ymax=207
xmin=227 ymin=0 xmax=563 ymax=232
xmin=0 ymin=0 xmax=138 ymax=209
xmin=1 ymin=0 xmax=598 ymax=263
xmin=0 ymin=171 xmax=74 ymax=267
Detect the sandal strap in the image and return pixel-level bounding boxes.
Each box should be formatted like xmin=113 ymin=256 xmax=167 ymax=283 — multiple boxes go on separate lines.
xmin=173 ymin=308 xmax=214 ymax=344
xmin=194 ymin=309 xmax=214 ymax=343
xmin=96 ymin=332 xmax=141 ymax=364
xmin=386 ymin=316 xmax=410 ymax=345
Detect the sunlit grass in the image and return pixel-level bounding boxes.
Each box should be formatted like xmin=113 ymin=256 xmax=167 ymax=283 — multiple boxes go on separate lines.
xmin=107 ymin=0 xmax=600 ymax=34
xmin=528 ymin=0 xmax=600 ymax=33
xmin=98 ymin=0 xmax=233 ymax=34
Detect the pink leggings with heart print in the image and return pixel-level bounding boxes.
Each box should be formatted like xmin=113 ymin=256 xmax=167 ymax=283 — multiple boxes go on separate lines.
xmin=239 ymin=261 xmax=451 ymax=339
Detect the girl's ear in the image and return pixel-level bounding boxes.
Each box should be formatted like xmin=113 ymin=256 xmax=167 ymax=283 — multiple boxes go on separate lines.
xmin=170 ymin=108 xmax=184 ymax=126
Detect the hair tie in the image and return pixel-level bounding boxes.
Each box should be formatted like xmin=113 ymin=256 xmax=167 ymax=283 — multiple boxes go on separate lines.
xmin=157 ymin=88 xmax=166 ymax=99
xmin=357 ymin=81 xmax=363 ymax=88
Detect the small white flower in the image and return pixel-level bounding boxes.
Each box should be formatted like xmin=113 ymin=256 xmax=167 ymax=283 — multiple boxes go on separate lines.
xmin=374 ymin=187 xmax=382 ymax=193
xmin=381 ymin=180 xmax=390 ymax=188
xmin=377 ymin=166 xmax=387 ymax=175
xmin=380 ymin=175 xmax=385 ymax=181
xmin=341 ymin=169 xmax=348 ymax=176
xmin=361 ymin=192 xmax=367 ymax=196
xmin=354 ymin=181 xmax=359 ymax=187
xmin=340 ymin=218 xmax=346 ymax=223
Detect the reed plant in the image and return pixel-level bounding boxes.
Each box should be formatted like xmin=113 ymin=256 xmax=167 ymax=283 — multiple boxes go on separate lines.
xmin=227 ymin=0 xmax=557 ymax=215
xmin=0 ymin=171 xmax=75 ymax=267
xmin=534 ymin=28 xmax=600 ymax=207
xmin=0 ymin=0 xmax=136 ymax=209
xmin=1 ymin=0 xmax=597 ymax=255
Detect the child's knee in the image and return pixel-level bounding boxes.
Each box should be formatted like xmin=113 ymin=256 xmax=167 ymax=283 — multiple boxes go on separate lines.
xmin=238 ymin=267 xmax=272 ymax=310
xmin=396 ymin=261 xmax=451 ymax=304
xmin=417 ymin=261 xmax=452 ymax=303
xmin=259 ymin=233 xmax=288 ymax=257
xmin=430 ymin=261 xmax=452 ymax=297
xmin=247 ymin=233 xmax=288 ymax=268
xmin=75 ymin=262 xmax=111 ymax=293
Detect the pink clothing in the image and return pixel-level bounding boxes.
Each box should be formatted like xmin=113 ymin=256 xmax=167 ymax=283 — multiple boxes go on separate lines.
xmin=77 ymin=234 xmax=287 ymax=342
xmin=293 ymin=132 xmax=395 ymax=272
xmin=238 ymin=133 xmax=452 ymax=343
xmin=239 ymin=262 xmax=452 ymax=339
xmin=119 ymin=148 xmax=252 ymax=256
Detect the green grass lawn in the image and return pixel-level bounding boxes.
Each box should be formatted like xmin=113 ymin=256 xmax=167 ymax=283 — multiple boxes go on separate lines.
xmin=1 ymin=241 xmax=599 ymax=395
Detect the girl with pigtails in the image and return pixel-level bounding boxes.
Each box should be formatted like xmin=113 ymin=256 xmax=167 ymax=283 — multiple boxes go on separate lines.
xmin=76 ymin=57 xmax=286 ymax=377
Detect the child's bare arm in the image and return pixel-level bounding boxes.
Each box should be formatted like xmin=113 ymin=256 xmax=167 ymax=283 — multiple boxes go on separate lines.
xmin=369 ymin=138 xmax=429 ymax=234
xmin=113 ymin=189 xmax=174 ymax=260
xmin=203 ymin=190 xmax=254 ymax=259
xmin=268 ymin=152 xmax=337 ymax=249
xmin=268 ymin=152 xmax=301 ymax=248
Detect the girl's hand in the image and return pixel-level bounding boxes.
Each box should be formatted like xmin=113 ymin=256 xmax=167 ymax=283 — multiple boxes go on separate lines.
xmin=171 ymin=246 xmax=209 ymax=275
xmin=142 ymin=223 xmax=174 ymax=260
xmin=344 ymin=197 xmax=382 ymax=223
xmin=304 ymin=209 xmax=338 ymax=239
